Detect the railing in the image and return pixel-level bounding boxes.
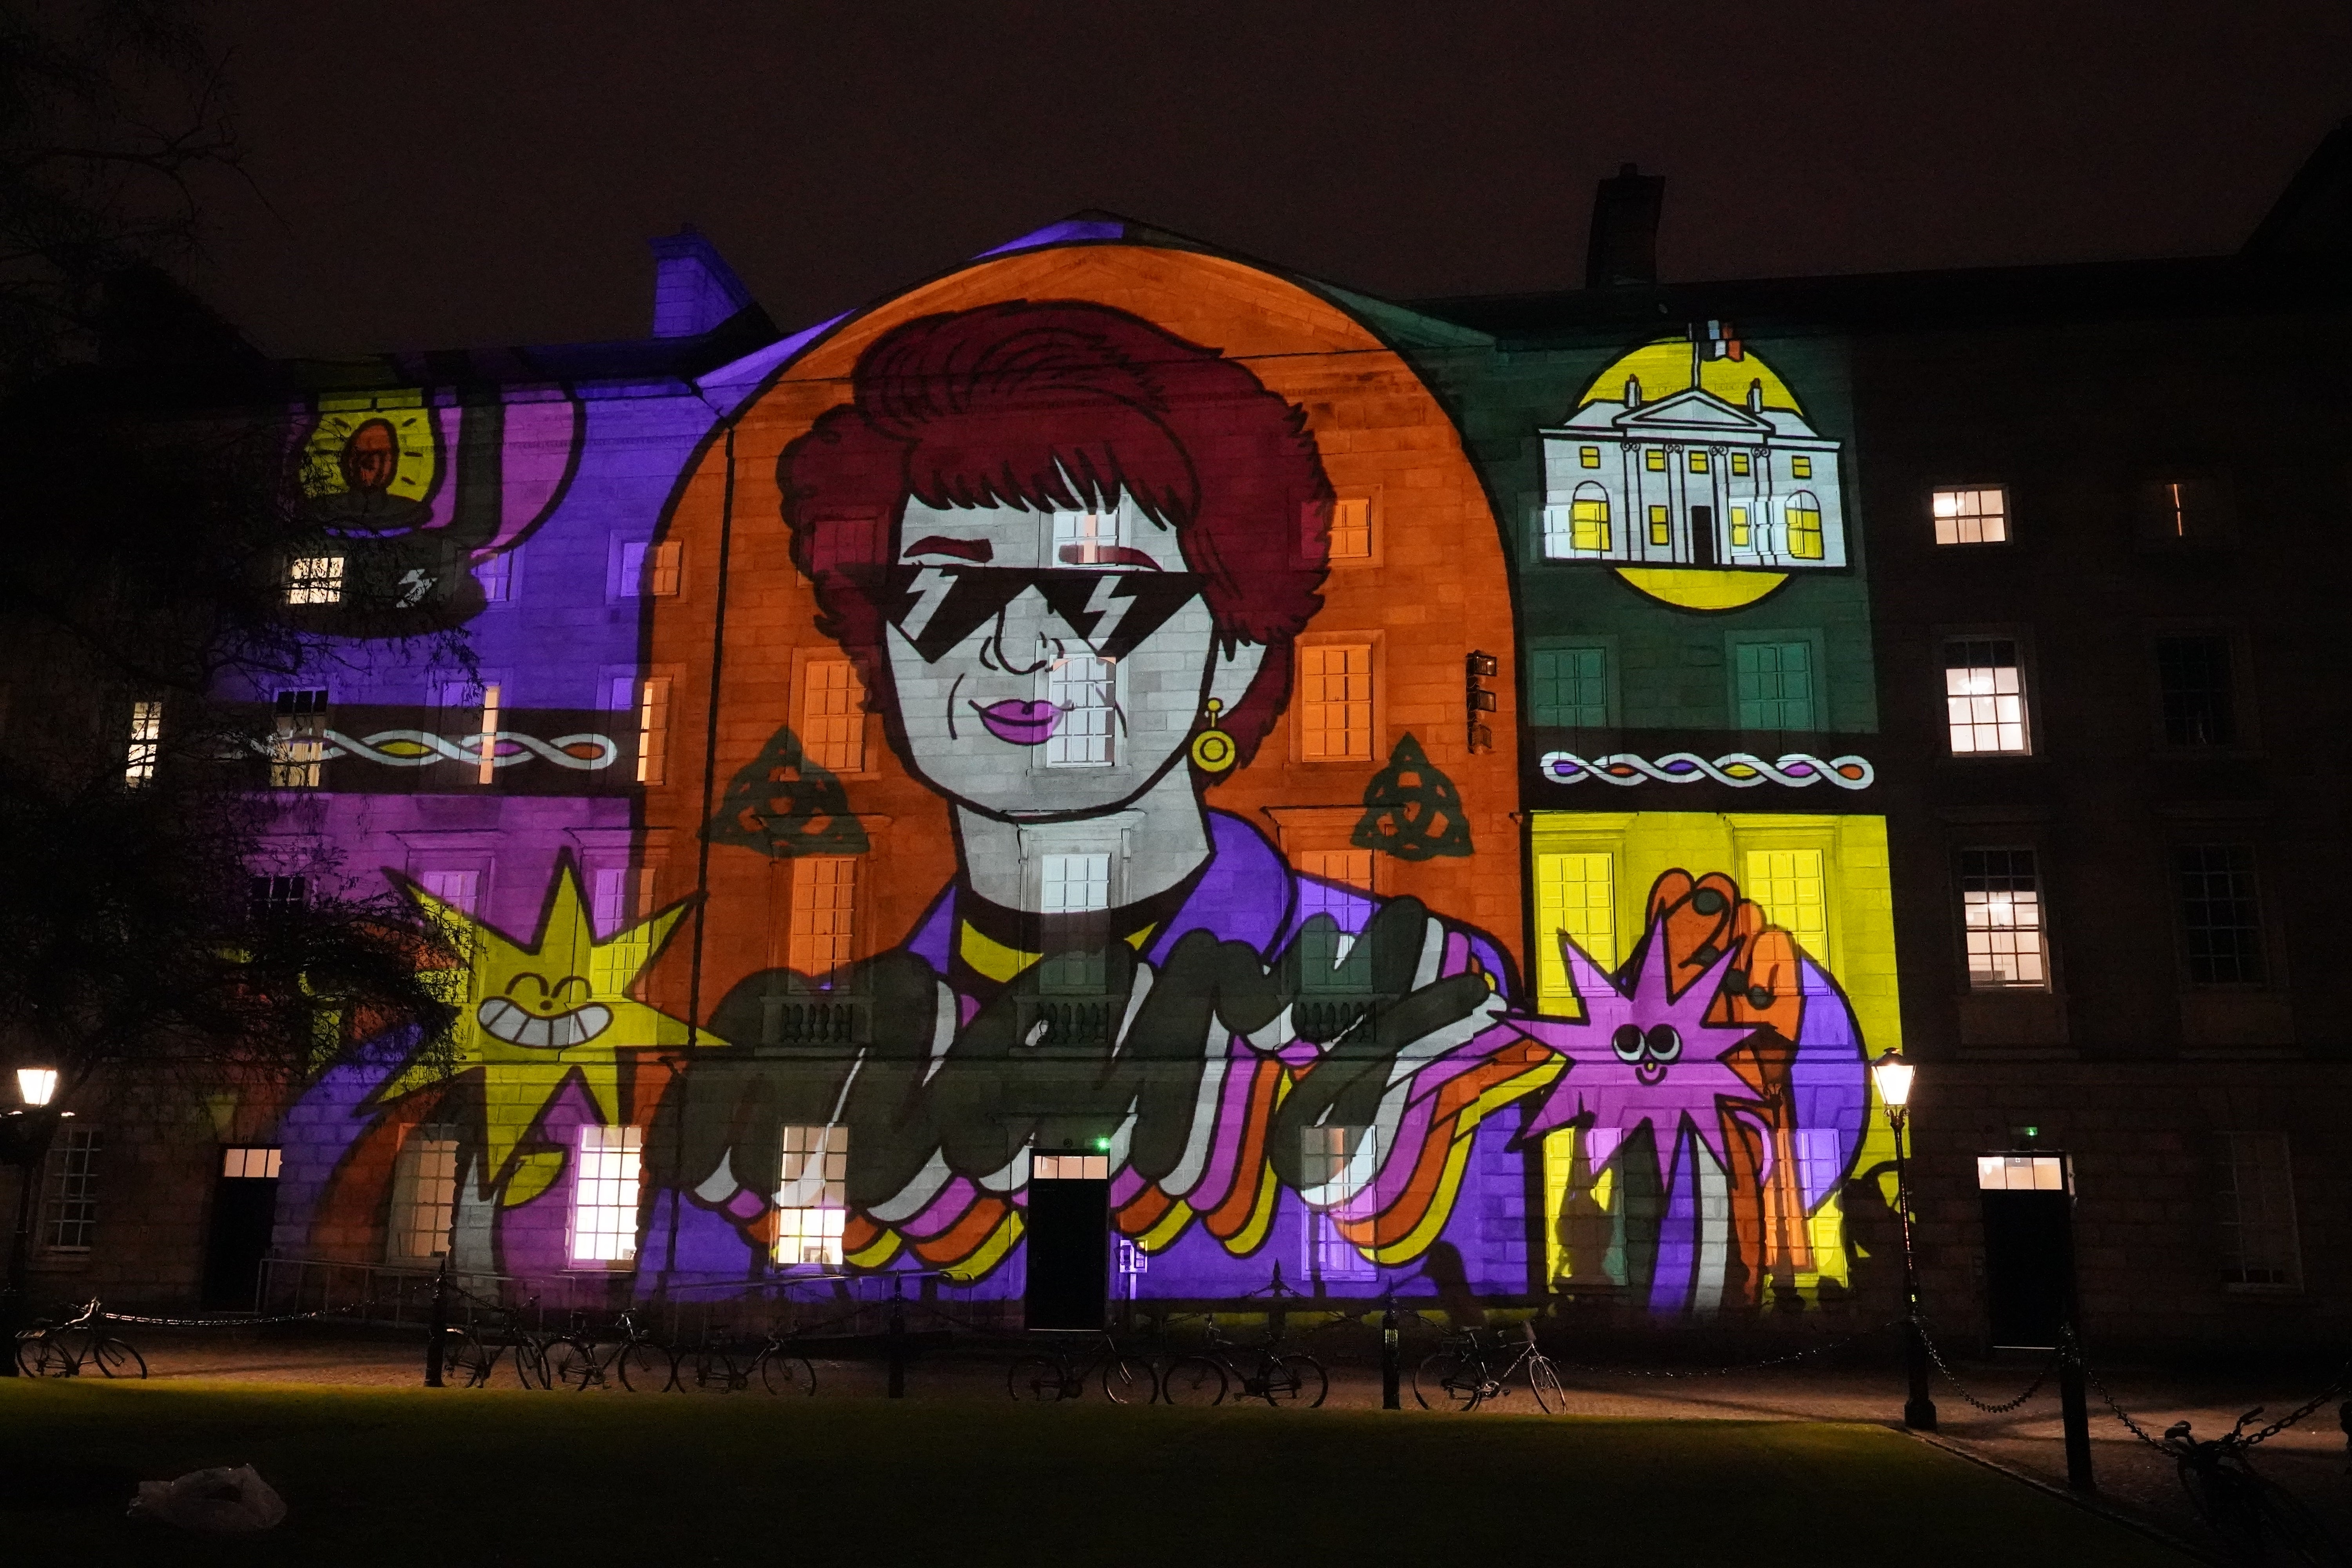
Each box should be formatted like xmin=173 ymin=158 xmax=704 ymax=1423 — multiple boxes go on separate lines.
xmin=762 ymin=995 xmax=862 ymax=1046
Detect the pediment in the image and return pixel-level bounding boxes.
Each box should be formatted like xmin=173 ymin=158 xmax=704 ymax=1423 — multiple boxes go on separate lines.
xmin=1615 ymin=387 xmax=1773 ymax=434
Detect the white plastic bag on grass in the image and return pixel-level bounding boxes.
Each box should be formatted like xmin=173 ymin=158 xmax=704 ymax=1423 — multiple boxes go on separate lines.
xmin=129 ymin=1465 xmax=287 ymax=1532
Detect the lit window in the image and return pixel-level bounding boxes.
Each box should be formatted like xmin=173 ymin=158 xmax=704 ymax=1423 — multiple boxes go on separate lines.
xmin=1745 ymin=849 xmax=1828 ymax=961
xmin=1688 ymin=450 xmax=1710 ymax=474
xmin=787 ymin=856 xmax=858 ymax=978
xmin=1790 ymin=455 xmax=1813 ymax=479
xmin=125 ymin=700 xmax=161 ymax=786
xmin=287 ymin=555 xmax=345 ymax=606
xmin=1644 ymin=449 xmax=1666 ymax=472
xmin=2162 ymin=480 xmax=2188 ymax=539
xmin=40 ymin=1126 xmax=101 ymax=1252
xmin=1327 ymin=497 xmax=1372 ymax=561
xmin=1729 ymin=507 xmax=1750 ymax=548
xmin=1733 ymin=641 xmax=1814 ymax=731
xmin=1045 ymin=655 xmax=1115 ymax=767
xmin=1730 ymin=452 xmax=1751 ymax=477
xmin=1959 ymin=849 xmax=2047 ymax=990
xmin=635 ymin=677 xmax=671 ymax=786
xmin=1932 ymin=487 xmax=2009 ymax=546
xmin=1053 ymin=506 xmax=1120 ymax=565
xmin=1039 ymin=851 xmax=1111 ymax=992
xmin=221 ymin=1147 xmax=283 ymax=1179
xmin=1943 ymin=641 xmax=2029 ymax=755
xmin=1042 ymin=852 xmax=1111 ymax=915
xmin=387 ymin=1129 xmax=458 ymax=1263
xmin=2216 ymin=1132 xmax=2300 ymax=1290
xmin=1570 ymin=486 xmax=1611 ymax=552
xmin=1301 ymin=1126 xmax=1374 ymax=1281
xmin=1298 ymin=644 xmax=1373 ymax=761
xmin=1578 ymin=446 xmax=1601 ymax=470
xmin=570 ymin=1125 xmax=642 ymax=1265
xmin=1647 ymin=505 xmax=1670 ymax=546
xmin=1033 ymin=1153 xmax=1110 ymax=1181
xmin=474 ymin=682 xmax=501 ymax=786
xmin=249 ymin=875 xmax=309 ymax=918
xmin=478 ymin=548 xmax=519 ymax=604
xmin=1535 ymin=852 xmax=1615 ymax=1013
xmin=2156 ymin=635 xmax=2234 ymax=748
xmin=1294 ymin=849 xmax=1370 ymax=992
xmin=271 ymin=689 xmax=330 ymax=788
xmin=615 ymin=539 xmax=682 ymax=598
xmin=774 ymin=1125 xmax=848 ymax=1266
xmin=800 ymin=657 xmax=866 ymax=772
xmin=1784 ymin=493 xmax=1824 ymax=560
xmin=2176 ymin=845 xmax=2264 ymax=987
xmin=1530 ymin=646 xmax=1608 ymax=728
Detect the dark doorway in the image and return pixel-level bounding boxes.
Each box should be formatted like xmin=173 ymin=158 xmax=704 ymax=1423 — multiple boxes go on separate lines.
xmin=1025 ymin=1152 xmax=1109 ymax=1330
xmin=1688 ymin=505 xmax=1717 ymax=567
xmin=1977 ymin=1152 xmax=2075 ymax=1350
xmin=201 ymin=1147 xmax=282 ymax=1309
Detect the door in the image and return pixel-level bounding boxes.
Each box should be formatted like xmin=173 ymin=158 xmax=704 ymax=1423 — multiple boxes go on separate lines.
xmin=1976 ymin=1152 xmax=2074 ymax=1350
xmin=1688 ymin=505 xmax=1717 ymax=568
xmin=202 ymin=1147 xmax=283 ymax=1309
xmin=1025 ymin=1152 xmax=1110 ymax=1330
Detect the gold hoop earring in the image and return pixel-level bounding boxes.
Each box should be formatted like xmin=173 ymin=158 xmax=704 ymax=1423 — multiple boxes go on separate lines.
xmin=1189 ymin=698 xmax=1237 ymax=774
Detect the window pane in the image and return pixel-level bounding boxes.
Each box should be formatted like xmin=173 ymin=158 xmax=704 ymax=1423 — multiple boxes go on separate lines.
xmin=271 ymin=689 xmax=331 ymax=788
xmin=1931 ymin=486 xmax=2009 ymax=546
xmin=125 ymin=699 xmax=162 ymax=786
xmin=636 ymin=677 xmax=671 ymax=786
xmin=1958 ymin=849 xmax=2047 ymax=989
xmin=1943 ymin=640 xmax=2030 ymax=755
xmin=1299 ymin=644 xmax=1373 ymax=761
xmin=1745 ymin=850 xmax=1828 ymax=961
xmin=788 ymin=857 xmax=859 ymax=978
xmin=1327 ymin=497 xmax=1372 ymax=561
xmin=1044 ymin=655 xmax=1115 ymax=766
xmin=1733 ymin=641 xmax=1815 ymax=731
xmin=1531 ymin=646 xmax=1609 ymax=729
xmin=2217 ymin=1131 xmax=2299 ymax=1289
xmin=1535 ymin=852 xmax=1615 ymax=1012
xmin=387 ymin=1131 xmax=458 ymax=1262
xmin=287 ymin=554 xmax=345 ymax=605
xmin=2156 ymin=635 xmax=2235 ymax=748
xmin=775 ymin=1123 xmax=848 ymax=1266
xmin=2176 ymin=844 xmax=2264 ymax=986
xmin=1300 ymin=1126 xmax=1372 ymax=1279
xmin=570 ymin=1125 xmax=642 ymax=1264
xmin=1294 ymin=850 xmax=1371 ymax=992
xmin=40 ymin=1126 xmax=101 ymax=1251
xmin=800 ymin=658 xmax=866 ymax=772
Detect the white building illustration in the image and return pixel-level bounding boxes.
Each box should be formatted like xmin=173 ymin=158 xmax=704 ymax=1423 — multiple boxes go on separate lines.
xmin=1538 ymin=341 xmax=1847 ymax=573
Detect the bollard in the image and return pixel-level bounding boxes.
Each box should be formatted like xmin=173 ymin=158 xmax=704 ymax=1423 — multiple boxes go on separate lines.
xmin=2058 ymin=1329 xmax=2094 ymax=1493
xmin=1381 ymin=1292 xmax=1401 ymax=1410
xmin=423 ymin=1258 xmax=448 ymax=1389
xmin=886 ymin=1276 xmax=907 ymax=1399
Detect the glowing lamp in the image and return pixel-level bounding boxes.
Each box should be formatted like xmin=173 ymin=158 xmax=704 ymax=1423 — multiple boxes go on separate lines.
xmin=16 ymin=1067 xmax=58 ymax=1108
xmin=1869 ymin=1050 xmax=1915 ymax=1112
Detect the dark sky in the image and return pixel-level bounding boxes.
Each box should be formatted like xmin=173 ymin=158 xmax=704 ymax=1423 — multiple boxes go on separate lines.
xmin=188 ymin=0 xmax=2352 ymax=358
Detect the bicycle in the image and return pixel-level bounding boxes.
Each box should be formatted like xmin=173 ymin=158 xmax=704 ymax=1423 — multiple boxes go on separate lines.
xmin=443 ymin=1296 xmax=548 ymax=1389
xmin=2160 ymin=1407 xmax=2342 ymax=1566
xmin=680 ymin=1326 xmax=817 ymax=1396
xmin=1159 ymin=1315 xmax=1326 ymax=1408
xmin=542 ymin=1309 xmax=676 ymax=1392
xmin=1007 ymin=1329 xmax=1157 ymax=1404
xmin=14 ymin=1299 xmax=145 ymax=1379
xmin=1414 ymin=1321 xmax=1564 ymax=1412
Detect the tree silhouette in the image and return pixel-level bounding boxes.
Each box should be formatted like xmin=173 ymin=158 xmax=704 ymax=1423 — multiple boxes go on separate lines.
xmin=705 ymin=726 xmax=869 ymax=858
xmin=1352 ymin=732 xmax=1472 ymax=860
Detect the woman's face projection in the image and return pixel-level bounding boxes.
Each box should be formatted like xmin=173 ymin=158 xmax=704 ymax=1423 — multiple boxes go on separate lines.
xmin=882 ymin=493 xmax=1248 ymax=819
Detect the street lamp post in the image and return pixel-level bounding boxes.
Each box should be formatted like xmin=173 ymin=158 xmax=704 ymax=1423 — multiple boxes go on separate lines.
xmin=2 ymin=1065 xmax=63 ymax=1380
xmin=1870 ymin=1049 xmax=1936 ymax=1432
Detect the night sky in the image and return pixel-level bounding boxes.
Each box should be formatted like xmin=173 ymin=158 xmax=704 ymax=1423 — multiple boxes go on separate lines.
xmin=187 ymin=0 xmax=2352 ymax=357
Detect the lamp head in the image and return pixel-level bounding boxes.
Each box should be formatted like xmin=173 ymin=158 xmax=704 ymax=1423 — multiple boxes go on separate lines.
xmin=1869 ymin=1050 xmax=1914 ymax=1112
xmin=16 ymin=1066 xmax=58 ymax=1108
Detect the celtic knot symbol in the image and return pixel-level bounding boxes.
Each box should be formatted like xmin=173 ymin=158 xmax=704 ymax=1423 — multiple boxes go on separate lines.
xmin=1538 ymin=750 xmax=1874 ymax=790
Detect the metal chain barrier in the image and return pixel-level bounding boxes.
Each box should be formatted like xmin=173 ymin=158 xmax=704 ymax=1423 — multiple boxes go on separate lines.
xmin=101 ymin=1308 xmax=343 ymax=1328
xmin=1544 ymin=1320 xmax=1901 ymax=1380
xmin=2069 ymin=1327 xmax=2352 ymax=1452
xmin=1914 ymin=1318 xmax=2061 ymax=1414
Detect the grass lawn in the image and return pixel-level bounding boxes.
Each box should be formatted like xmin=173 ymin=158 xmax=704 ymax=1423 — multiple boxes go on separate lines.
xmin=0 ymin=1380 xmax=2190 ymax=1566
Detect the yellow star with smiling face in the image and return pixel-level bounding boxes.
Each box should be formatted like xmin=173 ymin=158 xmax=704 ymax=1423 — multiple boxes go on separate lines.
xmin=374 ymin=857 xmax=718 ymax=1205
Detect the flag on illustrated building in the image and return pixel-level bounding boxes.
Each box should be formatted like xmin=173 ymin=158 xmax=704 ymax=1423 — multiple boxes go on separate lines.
xmin=1694 ymin=319 xmax=1743 ymax=360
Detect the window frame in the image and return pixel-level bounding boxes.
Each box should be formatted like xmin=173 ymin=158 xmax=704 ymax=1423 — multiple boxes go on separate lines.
xmin=568 ymin=1123 xmax=644 ymax=1269
xmin=1291 ymin=634 xmax=1381 ymax=766
xmin=2148 ymin=625 xmax=2254 ymax=754
xmin=791 ymin=650 xmax=873 ymax=777
xmin=2172 ymin=842 xmax=2270 ymax=990
xmin=1937 ymin=630 xmax=2036 ymax=759
xmin=1928 ymin=484 xmax=2013 ymax=548
xmin=38 ymin=1124 xmax=102 ymax=1255
xmin=2215 ymin=1130 xmax=2301 ymax=1292
xmin=1724 ymin=630 xmax=1826 ymax=734
xmin=1954 ymin=846 xmax=2052 ymax=993
xmin=1320 ymin=487 xmax=1382 ymax=569
xmin=1526 ymin=637 xmax=1619 ymax=732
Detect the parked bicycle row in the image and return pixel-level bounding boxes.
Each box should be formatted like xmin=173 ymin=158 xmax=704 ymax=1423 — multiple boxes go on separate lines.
xmin=441 ymin=1303 xmax=817 ymax=1395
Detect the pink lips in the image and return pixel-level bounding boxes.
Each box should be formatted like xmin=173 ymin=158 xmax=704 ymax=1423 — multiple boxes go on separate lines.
xmin=974 ymin=699 xmax=1061 ymax=746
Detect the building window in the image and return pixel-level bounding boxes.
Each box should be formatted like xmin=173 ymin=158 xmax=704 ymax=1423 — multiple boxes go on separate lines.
xmin=1646 ymin=505 xmax=1670 ymax=546
xmin=2216 ymin=1132 xmax=2300 ymax=1290
xmin=1644 ymin=448 xmax=1666 ymax=473
xmin=617 ymin=539 xmax=683 ymax=598
xmin=1044 ymin=655 xmax=1115 ymax=767
xmin=1958 ymin=849 xmax=2048 ymax=990
xmin=1294 ymin=849 xmax=1370 ymax=992
xmin=1039 ymin=850 xmax=1111 ymax=993
xmin=477 ymin=548 xmax=519 ymax=604
xmin=1733 ymin=641 xmax=1815 ymax=731
xmin=271 ymin=689 xmax=330 ymax=788
xmin=1729 ymin=506 xmax=1751 ymax=548
xmin=1570 ymin=487 xmax=1611 ymax=552
xmin=386 ymin=1128 xmax=458 ymax=1263
xmin=1301 ymin=1126 xmax=1374 ymax=1281
xmin=570 ymin=1125 xmax=642 ymax=1265
xmin=1745 ymin=849 xmax=1828 ymax=961
xmin=40 ymin=1125 xmax=101 ymax=1252
xmin=787 ymin=856 xmax=858 ymax=978
xmin=1327 ymin=497 xmax=1372 ymax=561
xmin=1932 ymin=486 xmax=2009 ymax=545
xmin=1790 ymin=455 xmax=1813 ymax=480
xmin=124 ymin=699 xmax=162 ymax=786
xmin=799 ymin=657 xmax=866 ymax=773
xmin=2176 ymin=845 xmax=2265 ymax=986
xmin=286 ymin=554 xmax=345 ymax=606
xmin=1053 ymin=506 xmax=1120 ymax=564
xmin=1730 ymin=452 xmax=1751 ymax=477
xmin=1688 ymin=450 xmax=1710 ymax=474
xmin=1943 ymin=640 xmax=2029 ymax=755
xmin=773 ymin=1124 xmax=848 ymax=1266
xmin=249 ymin=875 xmax=309 ymax=918
xmin=1784 ymin=492 xmax=1824 ymax=560
xmin=1535 ymin=851 xmax=1615 ymax=1013
xmin=1530 ymin=646 xmax=1608 ymax=729
xmin=635 ymin=677 xmax=671 ymax=786
xmin=1042 ymin=852 xmax=1111 ymax=916
xmin=1577 ymin=445 xmax=1600 ymax=470
xmin=473 ymin=682 xmax=502 ymax=786
xmin=2156 ymin=635 xmax=2235 ymax=748
xmin=1298 ymin=643 xmax=1373 ymax=761
xmin=222 ymin=1146 xmax=282 ymax=1179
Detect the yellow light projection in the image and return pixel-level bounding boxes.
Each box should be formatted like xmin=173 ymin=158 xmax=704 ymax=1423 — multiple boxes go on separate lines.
xmin=299 ymin=392 xmax=439 ymax=509
xmin=375 ymin=860 xmax=717 ymax=1206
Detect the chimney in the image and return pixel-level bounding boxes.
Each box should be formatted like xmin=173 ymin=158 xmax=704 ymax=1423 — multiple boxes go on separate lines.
xmin=1586 ymin=163 xmax=1665 ymax=289
xmin=648 ymin=224 xmax=756 ymax=338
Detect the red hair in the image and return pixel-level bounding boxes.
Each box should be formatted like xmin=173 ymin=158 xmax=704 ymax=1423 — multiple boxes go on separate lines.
xmin=779 ymin=300 xmax=1332 ymax=769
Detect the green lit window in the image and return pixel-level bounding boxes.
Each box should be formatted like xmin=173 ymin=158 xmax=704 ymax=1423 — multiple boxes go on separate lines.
xmin=1578 ymin=446 xmax=1601 ymax=469
xmin=1733 ymin=641 xmax=1815 ymax=731
xmin=1786 ymin=492 xmax=1824 ymax=559
xmin=1645 ymin=449 xmax=1666 ymax=473
xmin=1791 ymin=454 xmax=1813 ymax=479
xmin=1648 ymin=505 xmax=1670 ymax=545
xmin=1688 ymin=450 xmax=1710 ymax=474
xmin=1531 ymin=646 xmax=1608 ymax=729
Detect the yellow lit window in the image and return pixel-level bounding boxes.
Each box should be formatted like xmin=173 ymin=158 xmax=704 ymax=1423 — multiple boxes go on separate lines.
xmin=1328 ymin=497 xmax=1372 ymax=561
xmin=1730 ymin=507 xmax=1751 ymax=548
xmin=286 ymin=554 xmax=345 ymax=606
xmin=1644 ymin=449 xmax=1666 ymax=473
xmin=788 ymin=856 xmax=858 ymax=977
xmin=800 ymin=658 xmax=866 ymax=773
xmin=1745 ymin=849 xmax=1828 ymax=962
xmin=1688 ymin=451 xmax=1710 ymax=474
xmin=774 ymin=1125 xmax=848 ymax=1266
xmin=125 ymin=700 xmax=162 ymax=787
xmin=635 ymin=676 xmax=671 ymax=786
xmin=1791 ymin=455 xmax=1813 ymax=479
xmin=1648 ymin=505 xmax=1670 ymax=546
xmin=1578 ymin=446 xmax=1601 ymax=470
xmin=1299 ymin=644 xmax=1374 ymax=761
xmin=1731 ymin=452 xmax=1751 ymax=477
xmin=1571 ymin=496 xmax=1611 ymax=552
xmin=1786 ymin=494 xmax=1824 ymax=559
xmin=1535 ymin=852 xmax=1615 ymax=1013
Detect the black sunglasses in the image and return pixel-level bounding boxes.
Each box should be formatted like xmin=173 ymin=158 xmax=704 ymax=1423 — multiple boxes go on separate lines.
xmin=884 ymin=564 xmax=1205 ymax=664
